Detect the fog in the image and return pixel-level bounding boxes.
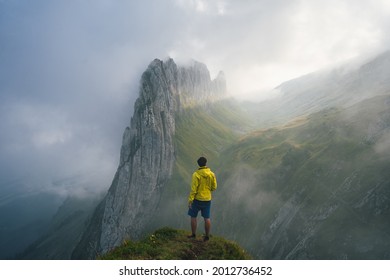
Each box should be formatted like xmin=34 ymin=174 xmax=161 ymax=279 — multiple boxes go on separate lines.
xmin=1 ymin=0 xmax=390 ymax=203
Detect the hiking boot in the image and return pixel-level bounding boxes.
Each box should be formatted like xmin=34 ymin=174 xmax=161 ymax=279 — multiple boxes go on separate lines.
xmin=187 ymin=234 xmax=196 ymax=239
xmin=203 ymin=235 xmax=210 ymax=242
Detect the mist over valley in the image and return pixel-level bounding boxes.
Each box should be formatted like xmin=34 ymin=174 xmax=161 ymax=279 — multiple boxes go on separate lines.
xmin=2 ymin=0 xmax=390 ymax=260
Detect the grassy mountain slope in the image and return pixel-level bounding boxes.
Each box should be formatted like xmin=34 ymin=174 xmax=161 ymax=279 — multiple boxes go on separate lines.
xmin=214 ymin=94 xmax=390 ymax=259
xmin=19 ymin=195 xmax=101 ymax=259
xmin=147 ymin=93 xmax=390 ymax=260
xmin=147 ymin=99 xmax=252 ymax=232
xmin=99 ymin=227 xmax=251 ymax=260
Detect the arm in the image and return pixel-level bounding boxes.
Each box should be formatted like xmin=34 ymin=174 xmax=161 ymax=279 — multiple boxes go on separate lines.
xmin=188 ymin=172 xmax=199 ymax=206
xmin=210 ymin=173 xmax=217 ymax=192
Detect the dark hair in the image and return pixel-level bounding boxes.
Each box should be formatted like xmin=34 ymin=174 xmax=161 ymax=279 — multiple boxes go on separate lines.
xmin=197 ymin=157 xmax=207 ymax=167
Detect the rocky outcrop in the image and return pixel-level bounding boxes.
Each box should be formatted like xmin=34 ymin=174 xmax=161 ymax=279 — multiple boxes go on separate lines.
xmin=72 ymin=58 xmax=226 ymax=259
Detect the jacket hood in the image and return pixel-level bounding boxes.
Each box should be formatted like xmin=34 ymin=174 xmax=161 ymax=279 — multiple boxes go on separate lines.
xmin=197 ymin=167 xmax=212 ymax=177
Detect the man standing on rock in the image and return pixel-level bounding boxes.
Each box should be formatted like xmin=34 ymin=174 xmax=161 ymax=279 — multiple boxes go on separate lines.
xmin=187 ymin=157 xmax=217 ymax=242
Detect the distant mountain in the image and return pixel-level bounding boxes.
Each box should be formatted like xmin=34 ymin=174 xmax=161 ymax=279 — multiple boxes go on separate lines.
xmin=19 ymin=195 xmax=101 ymax=259
xmin=0 ymin=178 xmax=63 ymax=259
xmin=245 ymin=50 xmax=390 ymax=128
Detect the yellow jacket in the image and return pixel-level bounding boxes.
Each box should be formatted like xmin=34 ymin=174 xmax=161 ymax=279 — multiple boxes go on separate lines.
xmin=188 ymin=167 xmax=217 ymax=203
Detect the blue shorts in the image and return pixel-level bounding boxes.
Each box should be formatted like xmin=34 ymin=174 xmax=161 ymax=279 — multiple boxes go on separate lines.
xmin=188 ymin=199 xmax=211 ymax=219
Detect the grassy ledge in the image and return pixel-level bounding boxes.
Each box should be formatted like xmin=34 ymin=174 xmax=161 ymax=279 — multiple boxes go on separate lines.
xmin=99 ymin=227 xmax=251 ymax=260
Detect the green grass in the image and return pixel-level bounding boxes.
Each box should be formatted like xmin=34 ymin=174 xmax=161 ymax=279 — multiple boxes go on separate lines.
xmin=99 ymin=227 xmax=251 ymax=260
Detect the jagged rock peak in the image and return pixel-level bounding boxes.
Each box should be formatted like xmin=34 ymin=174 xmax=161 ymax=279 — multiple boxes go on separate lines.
xmin=142 ymin=58 xmax=227 ymax=106
xmin=212 ymin=70 xmax=227 ymax=96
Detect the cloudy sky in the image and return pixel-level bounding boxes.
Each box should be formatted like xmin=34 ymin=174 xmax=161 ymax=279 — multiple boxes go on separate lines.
xmin=1 ymin=0 xmax=389 ymax=197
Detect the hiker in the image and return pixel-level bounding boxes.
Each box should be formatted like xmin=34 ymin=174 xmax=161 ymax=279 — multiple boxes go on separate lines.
xmin=187 ymin=156 xmax=217 ymax=242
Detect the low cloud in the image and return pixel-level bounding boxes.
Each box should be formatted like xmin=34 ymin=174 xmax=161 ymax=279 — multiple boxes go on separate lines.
xmin=1 ymin=0 xmax=390 ymax=198
xmin=374 ymin=131 xmax=390 ymax=158
xmin=222 ymin=164 xmax=281 ymax=214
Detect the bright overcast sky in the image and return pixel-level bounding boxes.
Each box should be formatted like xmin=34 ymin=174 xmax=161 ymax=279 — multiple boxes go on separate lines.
xmin=1 ymin=0 xmax=389 ymax=196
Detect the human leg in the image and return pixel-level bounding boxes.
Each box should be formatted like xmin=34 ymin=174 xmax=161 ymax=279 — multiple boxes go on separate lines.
xmin=190 ymin=217 xmax=197 ymax=236
xmin=199 ymin=201 xmax=211 ymax=241
xmin=188 ymin=200 xmax=200 ymax=238
xmin=204 ymin=218 xmax=211 ymax=240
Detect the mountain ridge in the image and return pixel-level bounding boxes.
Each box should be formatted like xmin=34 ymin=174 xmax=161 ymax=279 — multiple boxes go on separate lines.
xmin=245 ymin=50 xmax=390 ymax=129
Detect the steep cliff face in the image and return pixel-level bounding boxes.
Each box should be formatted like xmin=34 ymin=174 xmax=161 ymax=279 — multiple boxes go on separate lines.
xmin=72 ymin=58 xmax=226 ymax=259
xmin=100 ymin=59 xmax=178 ymax=252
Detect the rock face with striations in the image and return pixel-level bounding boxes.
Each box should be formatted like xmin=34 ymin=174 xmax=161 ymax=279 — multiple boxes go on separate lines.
xmin=72 ymin=58 xmax=226 ymax=259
